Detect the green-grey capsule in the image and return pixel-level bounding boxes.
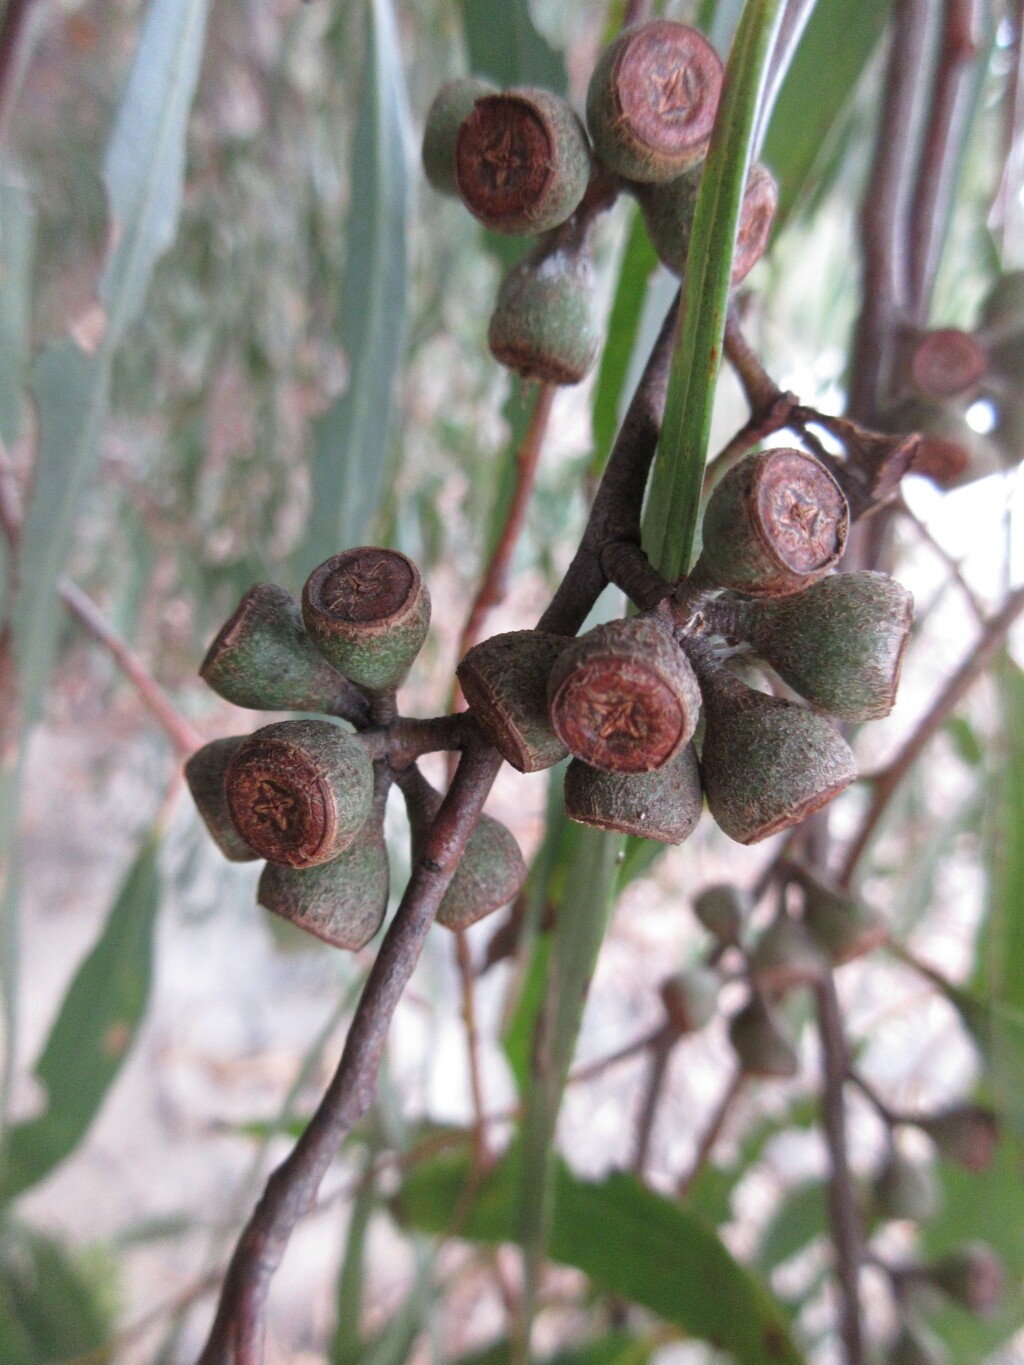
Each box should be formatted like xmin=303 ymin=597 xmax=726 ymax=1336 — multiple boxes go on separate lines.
xmin=637 ymin=160 xmax=776 ymax=283
xmin=258 ymin=825 xmax=389 ymax=951
xmin=563 ymin=744 xmax=702 ymax=843
xmin=422 ymin=77 xmax=497 ymax=196
xmin=184 ymin=737 xmax=259 ymax=862
xmin=802 ymin=876 xmax=887 ymax=964
xmin=872 ymin=1151 xmax=939 ymax=1223
xmin=693 ymin=882 xmax=750 ymax=943
xmin=457 ymin=631 xmax=570 ymax=773
xmin=748 ymin=915 xmax=827 ymax=995
xmin=659 ymin=966 xmax=720 ymax=1034
xmin=489 ymin=236 xmax=600 ymax=385
xmin=728 ymin=995 xmax=799 ymax=1078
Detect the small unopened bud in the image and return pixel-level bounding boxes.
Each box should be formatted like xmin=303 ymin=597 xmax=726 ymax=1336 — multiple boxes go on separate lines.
xmin=455 ymin=87 xmax=591 ymax=235
xmin=885 ymin=1320 xmax=951 ymax=1365
xmin=728 ymin=995 xmax=799 ymax=1078
xmin=185 ymin=737 xmax=259 ymax=862
xmin=200 ymin=583 xmax=352 ymax=713
xmin=693 ymin=882 xmax=750 ymax=943
xmin=909 ymin=328 xmax=987 ymax=400
xmin=585 ymin=20 xmax=722 ymax=183
xmin=660 ymin=966 xmax=720 ymax=1034
xmin=489 ymin=234 xmax=600 ymax=385
xmin=919 ymin=1103 xmax=998 ymax=1172
xmin=422 ymin=77 xmax=497 ymax=196
xmin=258 ymin=821 xmax=389 ymax=950
xmin=923 ymin=1242 xmax=1004 ymax=1318
xmin=872 ymin=1151 xmax=939 ymax=1223
xmin=457 ymin=630 xmax=569 ymax=773
xmin=225 ymin=720 xmax=374 ymax=868
xmin=402 ymin=768 xmax=527 ymax=930
xmin=741 ymin=571 xmax=913 ymax=721
xmin=695 ymin=449 xmax=849 ymax=598
xmin=563 ymin=743 xmax=702 ymax=843
xmin=302 ymin=547 xmax=430 ymax=692
xmin=637 ymin=161 xmax=777 ymax=283
xmin=548 ymin=616 xmax=701 ymax=773
xmin=802 ymin=876 xmax=887 ymax=965
xmin=749 ymin=915 xmax=828 ymax=995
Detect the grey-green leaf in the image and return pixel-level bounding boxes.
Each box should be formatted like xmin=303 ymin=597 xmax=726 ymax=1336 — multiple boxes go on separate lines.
xmin=0 ymin=171 xmax=35 ymax=447
xmin=460 ymin=0 xmax=567 ymax=94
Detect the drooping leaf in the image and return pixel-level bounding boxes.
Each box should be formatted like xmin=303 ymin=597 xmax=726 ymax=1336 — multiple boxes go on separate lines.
xmin=1 ymin=832 xmax=162 ymax=1202
xmin=395 ymin=1147 xmax=804 ymax=1365
xmin=757 ymin=1180 xmax=829 ymax=1274
xmin=642 ymin=0 xmax=786 ymax=581
xmin=300 ymin=0 xmax=412 ymax=575
xmin=0 ymin=1223 xmax=112 ymax=1362
xmin=0 ymin=172 xmax=35 ymax=447
xmin=460 ymin=0 xmax=567 ymax=94
xmin=456 ymin=1332 xmax=656 ymax=1365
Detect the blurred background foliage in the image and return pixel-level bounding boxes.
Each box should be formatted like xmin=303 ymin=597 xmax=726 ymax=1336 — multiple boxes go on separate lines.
xmin=0 ymin=0 xmax=1023 ymax=1362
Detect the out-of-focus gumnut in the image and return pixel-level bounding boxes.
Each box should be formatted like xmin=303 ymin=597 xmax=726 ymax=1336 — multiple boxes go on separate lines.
xmin=889 ymin=399 xmax=1004 ymax=488
xmin=923 ymin=1242 xmax=1004 ymax=1318
xmin=919 ymin=1103 xmax=999 ymax=1172
xmin=302 ymin=547 xmax=430 ymax=692
xmin=738 ymin=571 xmax=913 ymax=721
xmin=749 ymin=915 xmax=828 ymax=994
xmin=225 ymin=719 xmax=374 ymax=868
xmin=872 ymin=1151 xmax=939 ymax=1222
xmin=563 ymin=743 xmax=703 ymax=843
xmin=258 ymin=822 xmax=389 ymax=950
xmin=885 ymin=1320 xmax=951 ymax=1365
xmin=422 ymin=76 xmax=497 ymax=196
xmin=693 ymin=882 xmax=750 ymax=943
xmin=200 ymin=583 xmax=352 ymax=713
xmin=185 ymin=737 xmax=259 ymax=862
xmin=454 ymin=87 xmax=591 ymax=235
xmin=402 ymin=768 xmax=527 ymax=930
xmin=694 ymin=653 xmax=856 ymax=845
xmin=979 ymin=269 xmax=1024 ymax=338
xmin=585 ymin=20 xmax=722 ymax=183
xmin=457 ymin=630 xmax=569 ymax=773
xmin=909 ymin=328 xmax=988 ymax=400
xmin=801 ymin=875 xmax=888 ymax=965
xmin=728 ymin=994 xmax=799 ymax=1077
xmin=660 ymin=966 xmax=720 ymax=1034
xmin=694 ymin=449 xmax=849 ymax=598
xmin=488 ymin=232 xmax=599 ymax=384
xmin=548 ymin=616 xmax=701 ymax=773
xmin=637 ymin=161 xmax=777 ymax=283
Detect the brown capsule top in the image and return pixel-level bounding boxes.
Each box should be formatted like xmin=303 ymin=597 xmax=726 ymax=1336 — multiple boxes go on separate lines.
xmin=548 ymin=617 xmax=701 ymax=773
xmin=910 ymin=327 xmax=988 ymax=399
xmin=586 ymin=21 xmax=722 ymax=183
xmin=312 ymin=547 xmax=414 ymax=623
xmin=733 ymin=162 xmax=778 ymax=284
xmin=225 ymin=720 xmax=373 ymax=868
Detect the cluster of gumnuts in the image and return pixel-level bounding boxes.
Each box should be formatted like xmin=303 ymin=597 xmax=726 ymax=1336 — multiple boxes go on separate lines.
xmin=422 ymin=18 xmax=777 ymax=387
xmin=885 ymin=271 xmax=1024 ymax=488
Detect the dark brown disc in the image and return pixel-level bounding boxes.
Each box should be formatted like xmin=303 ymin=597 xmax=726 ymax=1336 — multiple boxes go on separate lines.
xmin=309 ymin=548 xmax=415 ymax=625
xmin=551 ymin=657 xmax=686 ymax=773
xmin=911 ymin=328 xmax=987 ymax=398
xmin=455 ymin=94 xmax=555 ymax=224
xmin=226 ymin=737 xmax=334 ymax=867
xmin=756 ymin=450 xmax=847 ymax=574
xmin=612 ymin=21 xmax=721 ymax=158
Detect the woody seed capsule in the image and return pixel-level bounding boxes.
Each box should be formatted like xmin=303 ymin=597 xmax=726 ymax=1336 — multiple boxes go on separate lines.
xmin=563 ymin=743 xmax=703 ymax=843
xmin=422 ymin=77 xmax=497 ymax=197
xmin=488 ymin=233 xmax=600 ymax=385
xmin=454 ymin=87 xmax=591 ymax=236
xmin=225 ymin=719 xmax=374 ymax=868
xmin=695 ymin=448 xmax=849 ymax=598
xmin=302 ymin=547 xmax=430 ymax=692
xmin=184 ymin=737 xmax=259 ymax=862
xmin=659 ymin=966 xmax=720 ymax=1034
xmin=872 ymin=1151 xmax=939 ymax=1222
xmin=457 ymin=630 xmax=569 ymax=773
xmin=693 ymin=882 xmax=749 ymax=943
xmin=910 ymin=327 xmax=988 ymax=399
xmin=548 ymin=616 xmax=701 ymax=773
xmin=801 ymin=876 xmax=887 ymax=964
xmin=749 ymin=915 xmax=828 ymax=995
xmin=919 ymin=1103 xmax=998 ymax=1172
xmin=728 ymin=994 xmax=799 ymax=1078
xmin=258 ymin=822 xmax=389 ymax=950
xmin=923 ymin=1242 xmax=1004 ymax=1317
xmin=585 ymin=20 xmax=723 ymax=184
xmin=886 ymin=1321 xmax=952 ymax=1365
xmin=200 ymin=583 xmax=354 ymax=713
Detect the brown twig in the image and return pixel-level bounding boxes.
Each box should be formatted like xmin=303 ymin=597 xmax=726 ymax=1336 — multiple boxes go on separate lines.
xmin=59 ymin=577 xmax=202 ymax=759
xmin=724 ymin=306 xmax=782 ymax=413
xmin=677 ymin=1066 xmax=744 ymax=1199
xmin=568 ymin=1023 xmax=667 ymax=1085
xmin=896 ymin=494 xmax=986 ymax=624
xmin=631 ymin=1029 xmax=675 ymax=1175
xmin=840 ymin=583 xmax=1024 ymax=884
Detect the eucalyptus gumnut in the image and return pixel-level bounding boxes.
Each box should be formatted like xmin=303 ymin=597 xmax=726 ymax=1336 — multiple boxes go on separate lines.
xmin=693 ymin=882 xmax=750 ymax=943
xmin=454 ymin=87 xmax=591 ymax=235
xmin=563 ymin=744 xmax=702 ymax=843
xmin=637 ymin=160 xmax=777 ymax=284
xmin=896 ymin=400 xmax=1004 ymax=488
xmin=224 ymin=719 xmax=374 ymax=868
xmin=422 ymin=76 xmax=497 ymax=197
xmin=694 ymin=652 xmax=856 ymax=845
xmin=918 ymin=1103 xmax=998 ymax=1172
xmin=548 ymin=616 xmax=701 ymax=773
xmin=872 ymin=1151 xmax=939 ymax=1222
xmin=909 ymin=327 xmax=987 ymax=400
xmin=736 ymin=571 xmax=913 ymax=721
xmin=585 ymin=20 xmax=722 ymax=183
xmin=257 ymin=821 xmax=389 ymax=950
xmin=695 ymin=448 xmax=849 ymax=598
xmin=185 ymin=737 xmax=259 ymax=863
xmin=401 ymin=767 xmax=527 ymax=930
xmin=302 ymin=547 xmax=430 ymax=692
xmin=456 ymin=630 xmax=569 ymax=773
xmin=488 ymin=232 xmax=600 ymax=385
xmin=801 ymin=876 xmax=887 ymax=965
xmin=659 ymin=966 xmax=720 ymax=1035
xmin=728 ymin=994 xmax=799 ymax=1078
xmin=749 ymin=915 xmax=827 ymax=995
xmin=923 ymin=1242 xmax=1004 ymax=1317
xmin=200 ymin=583 xmax=353 ymax=713
xmin=886 ymin=1321 xmax=951 ymax=1365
